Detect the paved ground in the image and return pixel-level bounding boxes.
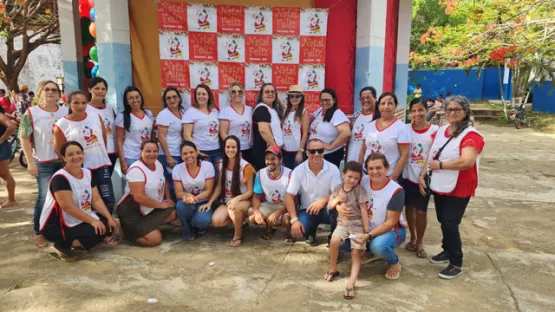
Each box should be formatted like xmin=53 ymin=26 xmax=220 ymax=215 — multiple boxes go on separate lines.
xmin=1 ymin=123 xmax=554 ymax=312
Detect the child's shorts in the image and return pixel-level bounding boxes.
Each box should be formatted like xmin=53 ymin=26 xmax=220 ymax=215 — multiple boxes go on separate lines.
xmin=332 ymin=226 xmax=366 ymax=250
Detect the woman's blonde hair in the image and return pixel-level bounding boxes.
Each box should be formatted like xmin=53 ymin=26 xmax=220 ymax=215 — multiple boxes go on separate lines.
xmin=36 ymin=80 xmax=60 ymax=105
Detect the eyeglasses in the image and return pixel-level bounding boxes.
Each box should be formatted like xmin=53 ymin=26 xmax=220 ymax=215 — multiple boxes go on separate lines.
xmin=288 ymin=94 xmax=302 ymax=99
xmin=320 ymin=99 xmax=333 ymax=103
xmin=264 ymin=90 xmax=276 ymax=94
xmin=446 ymin=108 xmax=464 ymax=114
xmin=165 ymin=95 xmax=179 ymax=101
xmin=360 ymin=96 xmax=373 ymax=101
xmin=307 ymin=148 xmax=324 ymax=155
xmin=44 ymin=88 xmax=58 ymax=93
xmin=231 ymin=90 xmax=243 ymax=95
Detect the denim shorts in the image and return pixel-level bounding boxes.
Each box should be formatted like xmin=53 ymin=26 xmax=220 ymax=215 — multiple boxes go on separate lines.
xmin=0 ymin=141 xmax=12 ymax=162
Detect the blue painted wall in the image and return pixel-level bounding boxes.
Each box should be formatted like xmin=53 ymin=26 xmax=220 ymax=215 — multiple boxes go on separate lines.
xmin=532 ymin=82 xmax=555 ymax=113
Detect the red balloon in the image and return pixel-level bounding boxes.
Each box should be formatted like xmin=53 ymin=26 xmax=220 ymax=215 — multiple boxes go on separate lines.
xmin=61 ymin=93 xmax=67 ymax=103
xmin=88 ymin=0 xmax=94 ymax=7
xmin=82 ymin=41 xmax=95 ymax=57
xmin=79 ymin=0 xmax=91 ymax=18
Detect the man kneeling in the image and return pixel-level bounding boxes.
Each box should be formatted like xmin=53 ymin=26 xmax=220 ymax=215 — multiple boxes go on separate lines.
xmin=248 ymin=145 xmax=292 ymax=240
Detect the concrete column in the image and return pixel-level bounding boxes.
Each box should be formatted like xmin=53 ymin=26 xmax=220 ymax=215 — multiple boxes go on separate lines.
xmin=354 ymin=0 xmax=388 ymax=112
xmin=57 ymin=0 xmax=84 ymax=92
xmin=95 ymin=0 xmax=132 ymax=113
xmin=95 ymin=0 xmax=133 ymax=200
xmin=394 ymin=0 xmax=412 ymax=106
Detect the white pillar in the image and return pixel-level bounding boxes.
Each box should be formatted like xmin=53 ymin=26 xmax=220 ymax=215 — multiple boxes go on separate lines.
xmin=57 ymin=0 xmax=84 ymax=92
xmin=395 ymin=0 xmax=412 ymax=107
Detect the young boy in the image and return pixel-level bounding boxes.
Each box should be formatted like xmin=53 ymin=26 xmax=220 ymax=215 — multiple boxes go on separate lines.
xmin=324 ymin=161 xmax=369 ymax=300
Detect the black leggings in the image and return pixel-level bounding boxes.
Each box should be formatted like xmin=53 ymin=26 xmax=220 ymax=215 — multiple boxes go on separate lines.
xmin=41 ymin=211 xmax=110 ymax=255
xmin=324 ymin=148 xmax=344 ymax=168
xmin=433 ymin=193 xmax=470 ymax=267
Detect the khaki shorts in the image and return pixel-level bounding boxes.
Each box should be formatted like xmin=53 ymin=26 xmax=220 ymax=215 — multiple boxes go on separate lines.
xmin=249 ymin=202 xmax=287 ymax=224
xmin=332 ymin=227 xmax=366 ymax=251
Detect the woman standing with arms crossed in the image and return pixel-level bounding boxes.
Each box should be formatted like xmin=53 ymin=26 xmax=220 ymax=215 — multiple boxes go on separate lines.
xmin=19 ymin=80 xmax=68 ymax=247
xmin=86 ymin=77 xmax=117 ymax=175
xmin=157 ymin=87 xmax=185 ymax=200
xmin=54 ymin=91 xmax=115 ymax=214
xmin=173 ymin=141 xmax=215 ymax=241
xmin=281 ymin=85 xmax=309 ymax=170
xmin=251 ymin=83 xmax=284 ymax=170
xmin=402 ymin=98 xmax=438 ymax=258
xmin=309 ymin=88 xmax=351 ymax=168
xmin=359 ymin=92 xmax=410 ymax=181
xmin=219 ymin=82 xmax=253 ymax=165
xmin=205 ymin=136 xmax=254 ymax=247
xmin=115 ymin=86 xmax=155 ymax=174
xmin=183 ymin=84 xmax=221 ymax=167
xmin=422 ymin=95 xmax=484 ymax=279
xmin=346 ymin=87 xmax=377 ymax=162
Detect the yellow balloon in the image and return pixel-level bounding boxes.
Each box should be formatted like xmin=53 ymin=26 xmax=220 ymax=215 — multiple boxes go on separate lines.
xmin=89 ymin=22 xmax=96 ymax=38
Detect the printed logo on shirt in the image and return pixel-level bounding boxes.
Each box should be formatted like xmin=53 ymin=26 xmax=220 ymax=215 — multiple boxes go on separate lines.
xmin=410 ymin=143 xmax=425 ymax=164
xmin=353 ymin=123 xmax=365 ymax=142
xmin=186 ymin=185 xmax=202 ymax=196
xmin=103 ymin=117 xmax=112 ymax=135
xmin=369 ymin=140 xmax=382 ymax=154
xmin=240 ymin=121 xmax=250 ymax=138
xmin=366 ymin=197 xmax=374 ymax=219
xmin=310 ymin=121 xmax=319 ymax=135
xmin=157 ymin=177 xmax=165 ymax=197
xmin=139 ymin=127 xmax=150 ymax=142
xmin=430 ymin=146 xmax=439 ymax=160
xmin=283 ymin=120 xmax=293 ymax=136
xmin=225 ymin=179 xmax=233 ymax=198
xmin=80 ymin=189 xmax=92 ymax=211
xmin=82 ymin=126 xmax=99 ymax=145
xmin=208 ymin=120 xmax=218 ymax=136
xmin=270 ymin=189 xmax=283 ymax=204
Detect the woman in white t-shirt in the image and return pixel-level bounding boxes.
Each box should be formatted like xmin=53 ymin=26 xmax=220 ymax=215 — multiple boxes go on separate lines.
xmin=359 ymin=92 xmax=410 ymax=181
xmin=86 ymin=77 xmax=117 ymax=176
xmin=204 ymin=135 xmax=255 ymax=247
xmin=346 ymin=87 xmax=377 ymax=162
xmin=309 ymin=88 xmax=351 ymax=168
xmin=402 ymin=98 xmax=438 ymax=259
xmin=115 ymin=86 xmax=155 ymax=174
xmin=219 ymin=82 xmax=253 ymax=165
xmin=40 ymin=141 xmax=118 ymax=261
xmin=53 ymin=91 xmax=115 ymax=214
xmin=157 ymin=87 xmax=185 ymax=200
xmin=117 ymin=141 xmax=177 ymax=247
xmin=281 ymin=84 xmax=309 ymax=169
xmin=173 ymin=141 xmax=215 ymax=240
xmin=183 ymin=84 xmax=221 ymax=167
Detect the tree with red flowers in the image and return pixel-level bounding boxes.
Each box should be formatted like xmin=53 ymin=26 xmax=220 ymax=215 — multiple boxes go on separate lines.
xmin=0 ymin=0 xmax=59 ymax=90
xmin=411 ymin=0 xmax=555 ymax=118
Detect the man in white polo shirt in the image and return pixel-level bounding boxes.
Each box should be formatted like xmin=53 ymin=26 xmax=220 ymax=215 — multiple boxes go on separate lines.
xmin=286 ymin=138 xmax=342 ymax=245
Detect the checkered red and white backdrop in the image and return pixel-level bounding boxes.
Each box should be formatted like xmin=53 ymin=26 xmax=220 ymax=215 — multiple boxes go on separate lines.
xmin=157 ymin=2 xmax=328 ymax=112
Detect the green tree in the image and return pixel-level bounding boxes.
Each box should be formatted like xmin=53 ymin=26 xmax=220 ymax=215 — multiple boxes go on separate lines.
xmin=0 ymin=0 xmax=59 ymax=90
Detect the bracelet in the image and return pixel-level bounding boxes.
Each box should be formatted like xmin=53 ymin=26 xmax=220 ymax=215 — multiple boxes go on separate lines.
xmin=439 ymin=161 xmax=443 ymax=169
xmin=290 ymin=217 xmax=298 ymax=225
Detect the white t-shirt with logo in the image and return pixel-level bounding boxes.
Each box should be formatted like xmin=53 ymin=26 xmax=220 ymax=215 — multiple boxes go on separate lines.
xmin=87 ymin=104 xmax=116 ymax=154
xmin=403 ymin=123 xmax=439 ymax=183
xmin=156 ymin=108 xmax=184 ymax=156
xmin=172 ymin=160 xmax=215 ymax=196
xmin=219 ymin=105 xmax=252 ymax=150
xmin=362 ymin=119 xmax=410 ymax=176
xmin=217 ymin=158 xmax=253 ymax=203
xmin=282 ymin=109 xmax=306 ymax=152
xmin=27 ymin=105 xmax=68 ymax=162
xmin=182 ymin=107 xmax=220 ymax=151
xmin=115 ymin=110 xmax=155 ymax=160
xmin=55 ymin=113 xmax=111 ymax=170
xmin=347 ymin=111 xmax=374 ymax=162
xmin=120 ymin=160 xmax=166 ymax=216
xmin=309 ymin=108 xmax=350 ymax=154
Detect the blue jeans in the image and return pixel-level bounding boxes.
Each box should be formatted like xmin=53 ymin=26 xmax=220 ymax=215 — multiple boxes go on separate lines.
xmin=91 ymin=166 xmax=116 ymax=214
xmin=158 ymin=154 xmax=183 ymax=201
xmin=282 ymin=151 xmax=305 ymax=170
xmin=340 ymin=227 xmax=407 ymax=264
xmin=34 ymin=161 xmax=63 ymax=235
xmin=298 ymin=207 xmax=338 ymax=241
xmin=124 ymin=158 xmax=139 ymax=169
xmin=200 ymin=149 xmax=222 ymax=169
xmin=176 ymin=200 xmax=212 ymax=239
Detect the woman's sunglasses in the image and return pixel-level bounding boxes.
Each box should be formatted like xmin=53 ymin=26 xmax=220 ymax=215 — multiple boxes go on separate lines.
xmin=307 ymin=148 xmax=324 ymax=155
xmin=288 ymin=94 xmax=302 ymax=99
xmin=231 ymin=90 xmax=243 ymax=95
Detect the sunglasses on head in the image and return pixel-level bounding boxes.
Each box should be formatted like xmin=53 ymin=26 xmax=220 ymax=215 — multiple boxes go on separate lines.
xmin=307 ymin=148 xmax=324 ymax=155
xmin=288 ymin=94 xmax=302 ymax=99
xmin=231 ymin=90 xmax=243 ymax=95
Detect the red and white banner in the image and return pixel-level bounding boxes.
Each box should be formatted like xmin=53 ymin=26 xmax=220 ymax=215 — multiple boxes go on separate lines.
xmin=157 ymin=2 xmax=328 ymax=112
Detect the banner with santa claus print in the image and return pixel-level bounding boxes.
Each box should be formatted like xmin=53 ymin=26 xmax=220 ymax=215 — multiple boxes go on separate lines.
xmin=157 ymin=2 xmax=327 ymax=111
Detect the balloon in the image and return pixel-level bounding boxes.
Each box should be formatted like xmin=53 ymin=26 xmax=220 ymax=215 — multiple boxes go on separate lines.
xmin=61 ymin=93 xmax=67 ymax=103
xmin=79 ymin=0 xmax=91 ymax=18
xmin=89 ymin=45 xmax=98 ymax=62
xmin=89 ymin=22 xmax=96 ymax=38
xmin=91 ymin=65 xmax=99 ymax=77
xmin=88 ymin=0 xmax=94 ymax=7
xmin=90 ymin=7 xmax=95 ymax=21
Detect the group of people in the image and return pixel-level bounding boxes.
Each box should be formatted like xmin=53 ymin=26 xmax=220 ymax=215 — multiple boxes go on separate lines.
xmin=11 ymin=77 xmax=484 ymax=300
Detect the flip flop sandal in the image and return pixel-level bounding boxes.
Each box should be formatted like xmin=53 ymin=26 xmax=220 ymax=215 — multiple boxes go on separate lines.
xmin=35 ymin=236 xmax=48 ymax=248
xmin=229 ymin=237 xmax=243 ymax=247
xmin=416 ymin=248 xmax=428 ymax=258
xmin=261 ymin=229 xmax=277 ymax=240
xmin=344 ymin=287 xmax=355 ymax=300
xmin=405 ymin=242 xmax=417 ymax=252
xmin=48 ymin=252 xmax=77 ymax=262
xmin=324 ymin=271 xmax=340 ymax=282
xmin=385 ymin=266 xmax=401 ymax=280
xmin=104 ymin=236 xmax=119 ymax=246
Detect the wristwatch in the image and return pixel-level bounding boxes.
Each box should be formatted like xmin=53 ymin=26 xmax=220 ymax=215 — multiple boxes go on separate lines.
xmin=299 ymin=148 xmax=305 ymax=152
xmin=290 ymin=217 xmax=298 ymax=225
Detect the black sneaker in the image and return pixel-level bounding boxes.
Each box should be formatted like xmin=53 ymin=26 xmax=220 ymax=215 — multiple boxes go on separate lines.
xmin=438 ymin=264 xmax=463 ymax=279
xmin=430 ymin=251 xmax=450 ymax=264
xmin=306 ymin=236 xmax=316 ymax=246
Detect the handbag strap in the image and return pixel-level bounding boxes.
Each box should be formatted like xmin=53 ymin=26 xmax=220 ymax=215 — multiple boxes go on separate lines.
xmin=433 ymin=136 xmax=454 ymax=160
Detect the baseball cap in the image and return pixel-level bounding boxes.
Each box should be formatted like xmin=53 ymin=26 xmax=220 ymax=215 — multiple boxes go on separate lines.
xmin=265 ymin=145 xmax=282 ymax=159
